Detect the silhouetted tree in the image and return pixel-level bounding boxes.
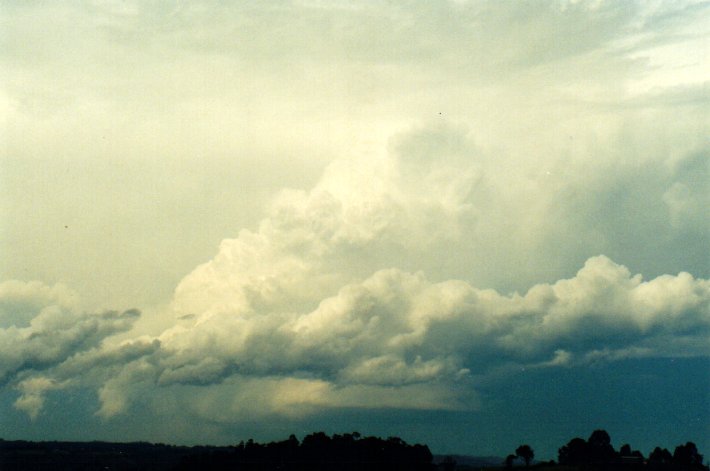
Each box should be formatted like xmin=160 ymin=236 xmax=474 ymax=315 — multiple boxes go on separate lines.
xmin=649 ymin=446 xmax=673 ymax=465
xmin=170 ymin=432 xmax=435 ymax=471
xmin=619 ymin=444 xmax=645 ymax=461
xmin=674 ymin=442 xmax=704 ymax=469
xmin=3 ymin=432 xmax=709 ymax=471
xmin=587 ymin=429 xmax=617 ymax=464
xmin=516 ymin=444 xmax=534 ymax=467
xmin=559 ymin=437 xmax=589 ymax=466
xmin=556 ymin=431 xmax=710 ymax=471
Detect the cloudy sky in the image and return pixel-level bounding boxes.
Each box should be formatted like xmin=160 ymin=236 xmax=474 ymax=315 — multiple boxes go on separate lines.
xmin=1 ymin=0 xmax=708 ymax=460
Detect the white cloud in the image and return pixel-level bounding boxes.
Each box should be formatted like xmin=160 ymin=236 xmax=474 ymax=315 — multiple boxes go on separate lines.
xmin=4 ymin=115 xmax=709 ymax=420
xmin=136 ymin=256 xmax=708 ymax=421
xmin=13 ymin=376 xmax=67 ymax=420
xmin=8 ymin=248 xmax=707 ymax=421
xmin=0 ymin=280 xmax=79 ymax=328
xmin=96 ymin=357 xmax=156 ymax=418
xmin=0 ymin=280 xmax=144 ymax=416
xmin=1 ymin=0 xmax=708 ymax=428
xmin=149 ymin=376 xmax=469 ymax=424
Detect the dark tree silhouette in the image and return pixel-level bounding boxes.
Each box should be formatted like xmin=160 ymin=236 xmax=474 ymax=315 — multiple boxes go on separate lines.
xmin=587 ymin=429 xmax=617 ymax=464
xmin=516 ymin=444 xmax=534 ymax=467
xmin=559 ymin=437 xmax=589 ymax=466
xmin=170 ymin=431 xmax=435 ymax=471
xmin=2 ymin=431 xmax=709 ymax=471
xmin=649 ymin=446 xmax=673 ymax=465
xmin=556 ymin=431 xmax=708 ymax=471
xmin=674 ymin=442 xmax=704 ymax=469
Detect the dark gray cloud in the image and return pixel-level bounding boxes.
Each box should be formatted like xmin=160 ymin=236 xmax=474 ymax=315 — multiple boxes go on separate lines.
xmin=0 ymin=281 xmax=141 ymax=384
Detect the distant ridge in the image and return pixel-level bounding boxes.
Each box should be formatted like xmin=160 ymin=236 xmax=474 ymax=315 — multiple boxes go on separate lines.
xmin=0 ymin=433 xmax=434 ymax=471
xmin=434 ymin=454 xmax=504 ymax=467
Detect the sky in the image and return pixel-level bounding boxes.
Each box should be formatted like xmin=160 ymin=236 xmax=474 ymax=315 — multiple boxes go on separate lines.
xmin=1 ymin=0 xmax=709 ymax=461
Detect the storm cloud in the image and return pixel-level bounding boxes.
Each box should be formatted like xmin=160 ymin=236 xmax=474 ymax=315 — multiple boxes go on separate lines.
xmin=1 ymin=0 xmax=708 ymax=457
xmin=5 ymin=135 xmax=708 ymax=420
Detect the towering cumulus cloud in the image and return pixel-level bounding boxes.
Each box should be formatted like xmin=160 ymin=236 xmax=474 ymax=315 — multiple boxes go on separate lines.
xmin=0 ymin=281 xmax=149 ymax=418
xmin=1 ymin=0 xmax=708 ymax=455
xmin=4 ymin=124 xmax=707 ymax=424
xmin=149 ymin=133 xmax=709 ymax=420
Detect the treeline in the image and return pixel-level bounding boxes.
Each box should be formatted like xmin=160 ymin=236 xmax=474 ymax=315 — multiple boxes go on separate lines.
xmin=174 ymin=432 xmax=434 ymax=471
xmin=501 ymin=430 xmax=707 ymax=471
xmin=0 ymin=439 xmax=201 ymax=471
xmin=555 ymin=430 xmax=706 ymax=470
xmin=0 ymin=433 xmax=435 ymax=471
xmin=1 ymin=431 xmax=706 ymax=471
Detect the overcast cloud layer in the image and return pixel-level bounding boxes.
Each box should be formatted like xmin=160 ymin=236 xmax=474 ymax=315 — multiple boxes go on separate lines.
xmin=1 ymin=0 xmax=708 ymax=458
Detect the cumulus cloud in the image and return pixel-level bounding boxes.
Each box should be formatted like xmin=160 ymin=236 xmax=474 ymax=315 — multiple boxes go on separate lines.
xmin=9 ymin=117 xmax=709 ymax=422
xmin=4 ymin=0 xmax=708 ymax=312
xmin=0 ymin=281 xmax=140 ymax=382
xmin=62 ymin=252 xmax=706 ymax=422
xmin=5 ymin=120 xmax=709 ymax=421
xmin=160 ymin=256 xmax=709 ymax=385
xmin=0 ymin=280 xmax=79 ymax=329
xmin=113 ymin=111 xmax=705 ymax=421
xmin=148 ymin=376 xmax=466 ymax=424
xmin=2 ymin=1 xmax=708 ymax=433
xmin=13 ymin=376 xmax=67 ymax=420
xmin=0 ymin=280 xmax=145 ymax=417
